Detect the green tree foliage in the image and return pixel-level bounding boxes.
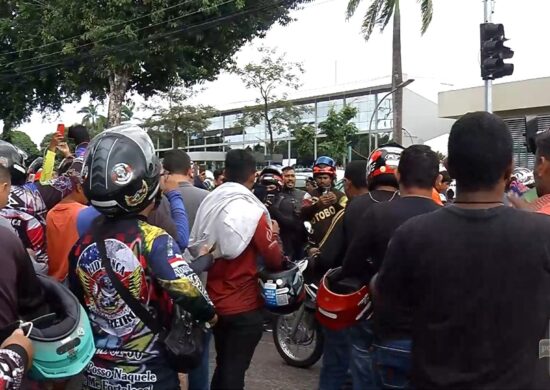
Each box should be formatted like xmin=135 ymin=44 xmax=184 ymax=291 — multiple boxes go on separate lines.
xmin=291 ymin=123 xmax=316 ymax=162
xmin=78 ymin=103 xmax=107 ymax=135
xmin=0 ymin=0 xmax=310 ymax=130
xmin=142 ymin=88 xmax=216 ymax=149
xmin=316 ymin=105 xmax=359 ymax=164
xmin=346 ymin=0 xmax=433 ymax=144
xmin=234 ymin=46 xmax=306 ymax=155
xmin=11 ymin=130 xmax=39 ymax=160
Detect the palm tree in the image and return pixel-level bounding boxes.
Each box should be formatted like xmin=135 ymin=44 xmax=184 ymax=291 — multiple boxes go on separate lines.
xmin=121 ymin=102 xmax=136 ymax=122
xmin=78 ymin=103 xmax=101 ymax=129
xmin=346 ymin=0 xmax=433 ymax=144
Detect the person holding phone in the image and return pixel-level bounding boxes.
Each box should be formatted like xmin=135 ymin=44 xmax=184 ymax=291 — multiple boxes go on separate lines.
xmin=301 ymin=156 xmax=347 ymax=249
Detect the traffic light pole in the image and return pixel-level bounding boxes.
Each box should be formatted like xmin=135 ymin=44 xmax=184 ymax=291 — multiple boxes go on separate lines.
xmin=484 ymin=0 xmax=493 ymax=113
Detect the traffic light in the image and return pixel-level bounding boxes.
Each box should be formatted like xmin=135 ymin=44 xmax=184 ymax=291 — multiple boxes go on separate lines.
xmin=480 ymin=23 xmax=514 ymax=80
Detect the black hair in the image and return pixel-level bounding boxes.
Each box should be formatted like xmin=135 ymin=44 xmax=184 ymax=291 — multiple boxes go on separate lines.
xmin=368 ymin=174 xmax=398 ymax=191
xmin=440 ymin=171 xmax=452 ymax=184
xmin=68 ymin=125 xmax=90 ymax=144
xmin=213 ymin=168 xmax=224 ymax=180
xmin=162 ymin=149 xmax=192 ymax=174
xmin=535 ymin=129 xmax=550 ymax=159
xmin=447 ymin=112 xmax=513 ymax=192
xmin=398 ymin=145 xmax=440 ymax=189
xmin=224 ymin=149 xmax=256 ymax=184
xmin=0 ymin=165 xmax=10 ymax=184
xmin=282 ymin=166 xmax=294 ymax=173
xmin=344 ymin=160 xmax=368 ymax=189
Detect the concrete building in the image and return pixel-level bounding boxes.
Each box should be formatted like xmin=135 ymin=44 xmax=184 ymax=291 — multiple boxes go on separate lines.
xmin=154 ymin=79 xmax=452 ymax=164
xmin=438 ymin=76 xmax=550 ymax=168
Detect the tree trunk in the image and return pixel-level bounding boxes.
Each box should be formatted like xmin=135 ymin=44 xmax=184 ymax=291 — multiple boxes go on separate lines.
xmin=173 ymin=123 xmax=180 ymax=149
xmin=392 ymin=0 xmax=403 ymax=145
xmin=1 ymin=119 xmax=13 ymax=142
xmin=107 ymin=69 xmax=130 ymax=128
xmin=264 ymin=99 xmax=274 ymax=156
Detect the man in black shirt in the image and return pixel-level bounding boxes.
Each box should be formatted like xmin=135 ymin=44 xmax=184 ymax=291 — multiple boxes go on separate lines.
xmin=377 ymin=111 xmax=550 ymax=389
xmin=340 ymin=145 xmax=441 ymax=389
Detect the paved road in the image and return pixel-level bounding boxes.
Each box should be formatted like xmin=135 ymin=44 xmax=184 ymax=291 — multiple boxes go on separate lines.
xmin=194 ymin=331 xmax=321 ymax=390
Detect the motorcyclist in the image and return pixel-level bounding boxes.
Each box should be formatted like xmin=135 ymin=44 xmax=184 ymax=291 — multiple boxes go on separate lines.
xmin=301 ymin=156 xmax=347 ymax=248
xmin=68 ymin=125 xmax=217 ymax=389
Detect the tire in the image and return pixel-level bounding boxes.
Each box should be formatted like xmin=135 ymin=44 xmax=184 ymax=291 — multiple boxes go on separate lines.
xmin=273 ymin=311 xmax=324 ymax=368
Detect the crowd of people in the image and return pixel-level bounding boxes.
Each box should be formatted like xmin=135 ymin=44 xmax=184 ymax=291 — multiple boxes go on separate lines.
xmin=0 ymin=111 xmax=548 ymax=390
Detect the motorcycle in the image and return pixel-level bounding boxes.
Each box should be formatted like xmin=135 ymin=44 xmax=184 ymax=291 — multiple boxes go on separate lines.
xmin=272 ymin=223 xmax=324 ymax=368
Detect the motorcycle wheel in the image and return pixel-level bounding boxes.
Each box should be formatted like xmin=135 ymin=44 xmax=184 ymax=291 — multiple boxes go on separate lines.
xmin=273 ymin=309 xmax=324 ymax=368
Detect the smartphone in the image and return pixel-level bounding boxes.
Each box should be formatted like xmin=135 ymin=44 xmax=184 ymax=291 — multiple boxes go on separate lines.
xmin=57 ymin=124 xmax=65 ymax=137
xmin=322 ymin=187 xmax=330 ymax=195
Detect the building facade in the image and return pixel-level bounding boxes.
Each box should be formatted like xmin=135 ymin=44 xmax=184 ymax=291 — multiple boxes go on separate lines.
xmin=154 ymin=80 xmax=451 ymax=164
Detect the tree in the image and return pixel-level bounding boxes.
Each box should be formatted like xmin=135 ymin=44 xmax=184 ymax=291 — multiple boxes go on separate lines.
xmin=291 ymin=123 xmax=316 ymax=162
xmin=2 ymin=1 xmax=311 ymax=129
xmin=346 ymin=0 xmax=433 ymax=144
xmin=11 ymin=130 xmax=39 ymax=160
xmin=234 ymin=46 xmax=306 ymax=155
xmin=121 ymin=102 xmax=136 ymax=122
xmin=142 ymin=87 xmax=216 ymax=149
xmin=317 ymin=105 xmax=359 ymax=164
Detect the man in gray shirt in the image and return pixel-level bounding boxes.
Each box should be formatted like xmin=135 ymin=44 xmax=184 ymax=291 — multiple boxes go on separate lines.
xmin=149 ymin=149 xmax=209 ymax=237
xmin=147 ymin=149 xmax=211 ymax=390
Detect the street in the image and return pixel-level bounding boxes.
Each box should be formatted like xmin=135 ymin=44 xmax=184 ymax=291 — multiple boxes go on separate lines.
xmin=180 ymin=332 xmax=321 ymax=390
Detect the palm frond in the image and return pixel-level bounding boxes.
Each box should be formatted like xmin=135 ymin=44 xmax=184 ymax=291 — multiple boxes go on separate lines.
xmin=346 ymin=0 xmax=363 ymax=19
xmin=376 ymin=0 xmax=395 ymax=31
xmin=361 ymin=0 xmax=385 ymax=41
xmin=418 ymin=0 xmax=433 ymax=34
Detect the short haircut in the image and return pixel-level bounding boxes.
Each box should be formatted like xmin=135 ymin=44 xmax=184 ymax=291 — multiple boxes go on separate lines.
xmin=68 ymin=125 xmax=90 ymax=144
xmin=224 ymin=149 xmax=256 ymax=184
xmin=447 ymin=112 xmax=513 ymax=191
xmin=535 ymin=129 xmax=550 ymax=159
xmin=282 ymin=166 xmax=294 ymax=173
xmin=163 ymin=149 xmax=192 ymax=174
xmin=0 ymin=165 xmax=10 ymax=184
xmin=213 ymin=168 xmax=224 ymax=180
xmin=398 ymin=145 xmax=439 ymax=189
xmin=344 ymin=160 xmax=368 ymax=189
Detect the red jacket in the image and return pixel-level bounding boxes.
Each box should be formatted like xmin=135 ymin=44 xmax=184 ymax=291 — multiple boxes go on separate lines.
xmin=206 ymin=214 xmax=283 ymax=316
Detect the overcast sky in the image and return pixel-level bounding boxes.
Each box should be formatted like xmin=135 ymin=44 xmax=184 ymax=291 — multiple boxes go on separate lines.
xmin=14 ymin=0 xmax=550 ymax=144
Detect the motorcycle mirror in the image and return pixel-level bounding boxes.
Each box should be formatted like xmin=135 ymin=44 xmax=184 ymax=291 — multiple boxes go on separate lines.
xmin=304 ymin=222 xmax=313 ymax=235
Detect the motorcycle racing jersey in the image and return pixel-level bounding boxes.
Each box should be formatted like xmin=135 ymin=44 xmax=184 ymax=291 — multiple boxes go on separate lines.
xmin=69 ymin=217 xmax=215 ymax=390
xmin=0 ymin=208 xmax=48 ymax=275
xmin=301 ymin=187 xmax=347 ymax=247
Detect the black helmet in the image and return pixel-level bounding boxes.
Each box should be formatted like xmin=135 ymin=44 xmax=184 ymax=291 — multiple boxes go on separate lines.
xmin=82 ymin=124 xmax=161 ymax=217
xmin=259 ymin=166 xmax=283 ymax=190
xmin=259 ymin=260 xmax=305 ymax=314
xmin=0 ymin=140 xmax=27 ymax=185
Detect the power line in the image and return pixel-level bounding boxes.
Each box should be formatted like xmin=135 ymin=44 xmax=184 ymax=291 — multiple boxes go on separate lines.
xmin=0 ymin=0 xmax=295 ymax=80
xmin=3 ymin=0 xmax=237 ymax=68
xmin=0 ymin=0 xmax=204 ymax=58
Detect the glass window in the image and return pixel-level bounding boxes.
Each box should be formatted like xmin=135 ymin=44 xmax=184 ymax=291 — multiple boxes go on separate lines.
xmin=207 ymin=116 xmax=224 ymax=131
xmin=348 ymin=94 xmax=376 ymax=131
xmin=316 ymin=99 xmax=344 ymax=123
xmin=376 ymin=94 xmax=393 ymax=131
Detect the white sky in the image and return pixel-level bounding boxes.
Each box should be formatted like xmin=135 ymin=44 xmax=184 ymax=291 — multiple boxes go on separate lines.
xmin=13 ymin=0 xmax=550 ymax=144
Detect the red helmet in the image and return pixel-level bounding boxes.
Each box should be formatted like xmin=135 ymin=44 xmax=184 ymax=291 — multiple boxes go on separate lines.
xmin=316 ymin=268 xmax=372 ymax=330
xmin=366 ymin=144 xmax=404 ymax=182
xmin=313 ymin=156 xmax=336 ymax=178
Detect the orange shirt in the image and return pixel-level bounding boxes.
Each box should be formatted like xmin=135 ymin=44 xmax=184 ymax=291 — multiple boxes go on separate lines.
xmin=46 ymin=201 xmax=86 ymax=282
xmin=432 ymin=188 xmax=444 ymax=206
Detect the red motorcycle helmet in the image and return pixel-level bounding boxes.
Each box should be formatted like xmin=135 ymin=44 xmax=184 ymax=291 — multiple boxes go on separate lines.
xmin=313 ymin=156 xmax=336 ymax=178
xmin=366 ymin=143 xmax=404 ymax=182
xmin=316 ymin=267 xmax=371 ymax=330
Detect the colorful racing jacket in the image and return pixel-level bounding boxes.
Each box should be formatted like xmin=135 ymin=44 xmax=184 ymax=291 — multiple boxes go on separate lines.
xmin=0 ymin=208 xmax=48 ymax=275
xmin=69 ymin=217 xmax=215 ymax=389
xmin=301 ymin=187 xmax=347 ymax=247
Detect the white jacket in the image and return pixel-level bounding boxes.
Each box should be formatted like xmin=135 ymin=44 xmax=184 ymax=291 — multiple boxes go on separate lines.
xmin=186 ymin=182 xmax=270 ymax=260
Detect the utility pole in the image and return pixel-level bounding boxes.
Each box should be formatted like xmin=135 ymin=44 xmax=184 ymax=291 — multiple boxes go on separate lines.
xmin=484 ymin=0 xmax=493 ymax=113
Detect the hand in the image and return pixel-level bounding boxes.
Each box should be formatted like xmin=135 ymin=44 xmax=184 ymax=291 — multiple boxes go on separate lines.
xmin=48 ymin=133 xmax=64 ymax=152
xmin=319 ymin=193 xmax=336 ymax=206
xmin=56 ymin=142 xmax=72 ymax=158
xmin=208 ymin=314 xmax=218 ymax=327
xmin=160 ymin=173 xmax=179 ymax=193
xmin=507 ymin=193 xmax=532 ymax=211
xmin=307 ymin=247 xmax=320 ymax=257
xmin=271 ymin=220 xmax=280 ymax=235
xmin=1 ymin=329 xmax=33 ymax=369
xmin=198 ymin=244 xmax=214 ymax=257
